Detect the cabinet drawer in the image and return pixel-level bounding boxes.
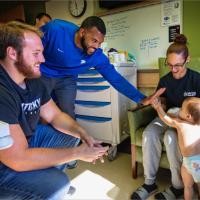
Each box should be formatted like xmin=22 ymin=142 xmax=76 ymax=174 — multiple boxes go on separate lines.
xmin=76 ymin=85 xmax=111 ymax=101
xmin=75 ymin=100 xmax=112 ymax=117
xmin=77 ymin=77 xmax=109 ymax=86
xmin=77 ymin=77 xmax=105 ymax=83
xmin=76 ymin=115 xmax=113 ymax=142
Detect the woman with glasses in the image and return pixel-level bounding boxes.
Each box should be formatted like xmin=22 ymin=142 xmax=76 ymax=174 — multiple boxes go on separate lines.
xmin=131 ymin=34 xmax=200 ymax=200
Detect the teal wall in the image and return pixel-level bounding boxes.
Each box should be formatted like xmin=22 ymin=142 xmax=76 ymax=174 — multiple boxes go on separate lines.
xmin=183 ymin=1 xmax=200 ymax=57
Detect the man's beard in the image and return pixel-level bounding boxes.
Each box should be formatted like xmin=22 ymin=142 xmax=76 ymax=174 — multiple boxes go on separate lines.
xmin=15 ymin=54 xmax=41 ymax=79
xmin=80 ymin=36 xmax=88 ymax=54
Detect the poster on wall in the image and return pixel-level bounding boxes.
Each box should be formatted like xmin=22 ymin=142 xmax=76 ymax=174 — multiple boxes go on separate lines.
xmin=161 ymin=0 xmax=181 ymax=26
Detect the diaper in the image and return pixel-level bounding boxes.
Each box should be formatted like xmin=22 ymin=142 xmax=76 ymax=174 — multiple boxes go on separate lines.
xmin=183 ymin=155 xmax=200 ymax=183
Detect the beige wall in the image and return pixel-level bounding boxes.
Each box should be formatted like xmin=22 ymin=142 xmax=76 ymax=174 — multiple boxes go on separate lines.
xmin=45 ymin=0 xmax=95 ymax=25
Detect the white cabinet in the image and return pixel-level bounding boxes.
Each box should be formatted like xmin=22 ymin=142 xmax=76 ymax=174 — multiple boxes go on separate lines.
xmin=75 ymin=64 xmax=137 ymax=147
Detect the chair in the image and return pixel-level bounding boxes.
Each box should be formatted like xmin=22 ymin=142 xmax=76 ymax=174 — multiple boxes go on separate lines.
xmin=128 ymin=57 xmax=200 ymax=179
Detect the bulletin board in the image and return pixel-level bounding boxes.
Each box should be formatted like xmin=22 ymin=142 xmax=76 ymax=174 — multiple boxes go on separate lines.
xmin=101 ymin=1 xmax=182 ymax=69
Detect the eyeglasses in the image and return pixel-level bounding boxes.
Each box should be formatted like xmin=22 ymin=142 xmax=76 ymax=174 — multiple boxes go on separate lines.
xmin=165 ymin=59 xmax=187 ymax=69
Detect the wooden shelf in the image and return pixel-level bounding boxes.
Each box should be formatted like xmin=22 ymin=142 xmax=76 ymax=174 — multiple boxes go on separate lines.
xmin=137 ymin=69 xmax=159 ymax=88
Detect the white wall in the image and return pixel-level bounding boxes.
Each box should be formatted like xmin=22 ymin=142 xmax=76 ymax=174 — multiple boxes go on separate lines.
xmin=45 ymin=0 xmax=95 ymax=25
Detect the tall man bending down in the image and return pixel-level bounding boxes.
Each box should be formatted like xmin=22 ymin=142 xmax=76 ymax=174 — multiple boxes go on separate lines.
xmin=40 ymin=16 xmax=160 ymax=118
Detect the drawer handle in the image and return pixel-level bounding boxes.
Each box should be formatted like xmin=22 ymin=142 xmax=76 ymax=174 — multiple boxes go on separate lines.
xmin=77 ymin=77 xmax=105 ymax=83
xmin=77 ymin=85 xmax=110 ymax=91
xmin=75 ymin=100 xmax=111 ymax=107
xmin=76 ymin=114 xmax=112 ymax=122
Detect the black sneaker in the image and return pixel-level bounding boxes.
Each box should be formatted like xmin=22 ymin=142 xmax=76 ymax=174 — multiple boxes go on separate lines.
xmin=67 ymin=160 xmax=78 ymax=169
xmin=155 ymin=186 xmax=184 ymax=200
xmin=131 ymin=183 xmax=158 ymax=200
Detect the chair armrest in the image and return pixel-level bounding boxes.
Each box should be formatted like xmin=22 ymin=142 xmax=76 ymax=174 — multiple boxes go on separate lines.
xmin=128 ymin=105 xmax=157 ymax=139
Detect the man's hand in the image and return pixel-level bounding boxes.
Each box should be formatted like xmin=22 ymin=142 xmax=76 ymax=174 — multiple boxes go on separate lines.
xmin=140 ymin=88 xmax=166 ymax=106
xmin=76 ymin=143 xmax=109 ymax=162
xmin=80 ymin=131 xmax=104 ymax=148
xmin=80 ymin=133 xmax=109 ymax=163
xmin=80 ymin=131 xmax=95 ymax=147
xmin=92 ymin=142 xmax=109 ymax=164
xmin=151 ymin=97 xmax=161 ymax=109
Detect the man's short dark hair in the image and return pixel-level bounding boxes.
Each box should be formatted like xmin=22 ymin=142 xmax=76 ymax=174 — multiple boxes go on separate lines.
xmin=80 ymin=16 xmax=106 ymax=35
xmin=36 ymin=13 xmax=52 ymax=20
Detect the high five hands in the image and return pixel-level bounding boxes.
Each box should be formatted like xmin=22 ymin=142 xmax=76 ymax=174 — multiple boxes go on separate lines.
xmin=140 ymin=88 xmax=166 ymax=106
